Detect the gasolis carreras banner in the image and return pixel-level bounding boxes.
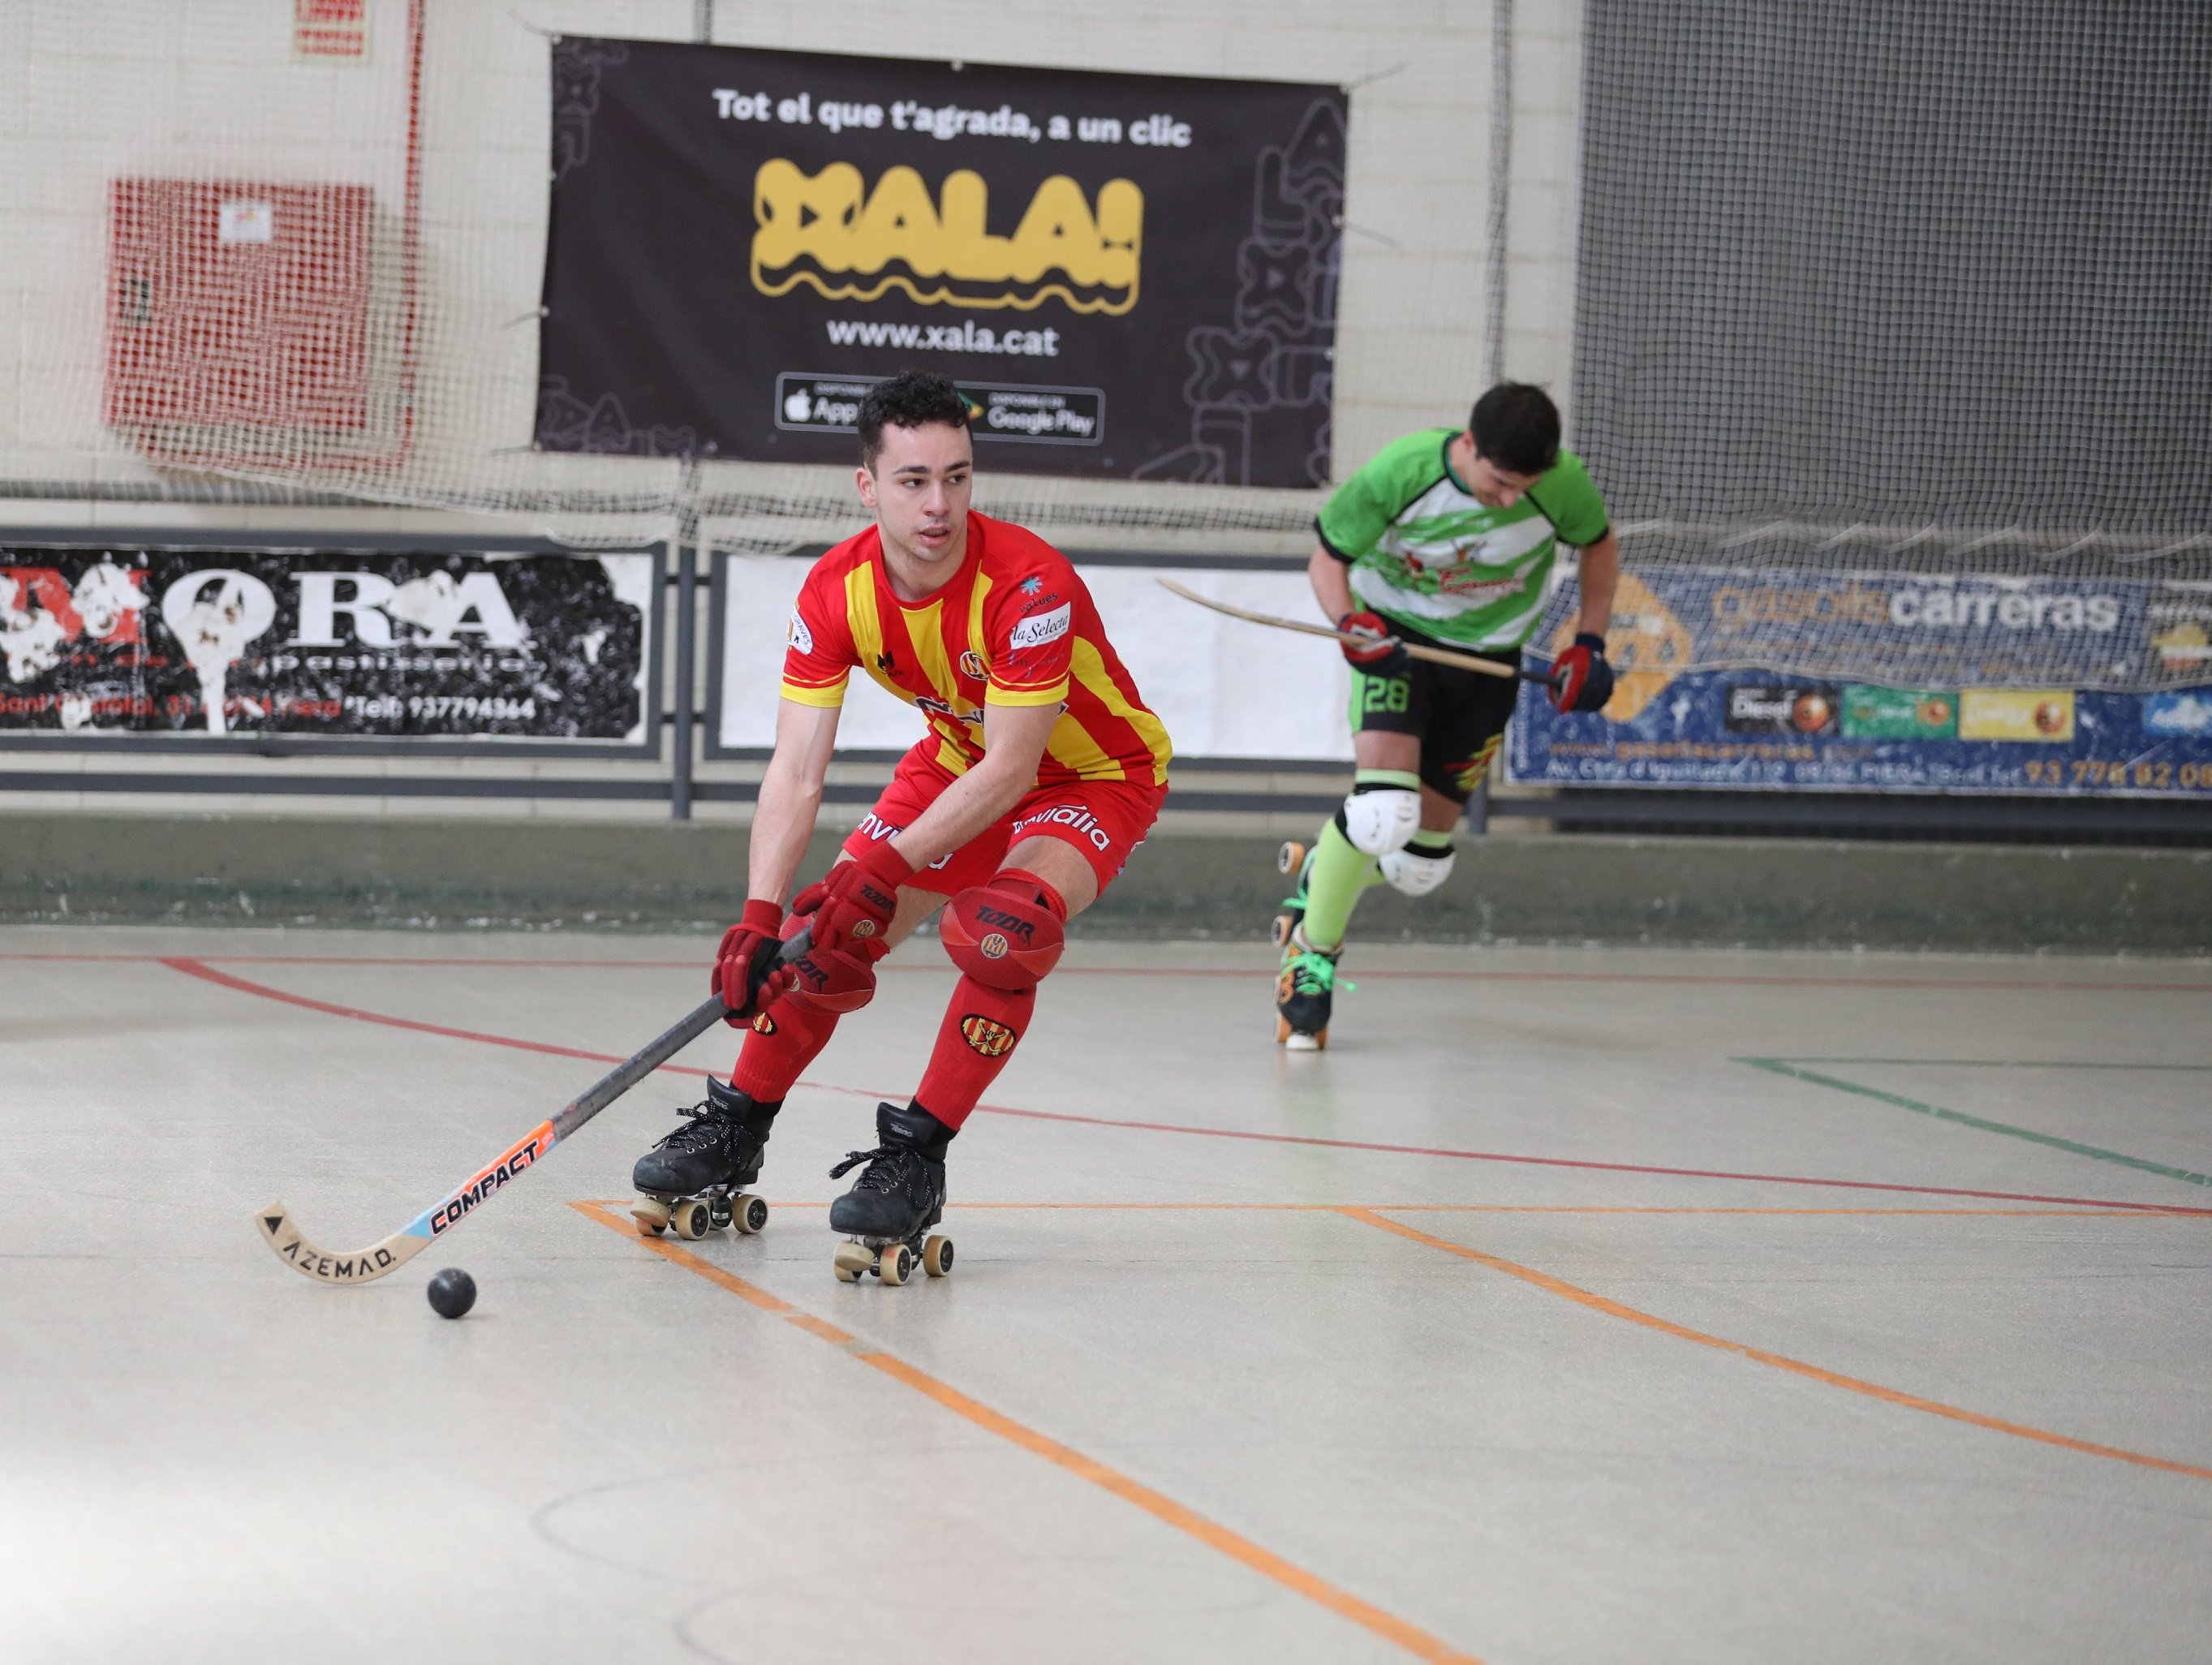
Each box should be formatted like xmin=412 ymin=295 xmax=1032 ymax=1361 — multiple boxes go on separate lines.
xmin=0 ymin=547 xmax=654 ymax=745
xmin=538 ymin=39 xmax=1345 ymax=487
xmin=1507 ymin=565 xmax=2212 ymax=797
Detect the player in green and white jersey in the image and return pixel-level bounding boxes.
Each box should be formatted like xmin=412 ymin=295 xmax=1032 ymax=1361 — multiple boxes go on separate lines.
xmin=1273 ymin=383 xmax=1621 ymax=1048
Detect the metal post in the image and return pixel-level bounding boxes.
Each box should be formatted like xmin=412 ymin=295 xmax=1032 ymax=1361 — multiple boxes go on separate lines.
xmin=692 ymin=1 xmax=713 ymax=44
xmin=671 ymin=540 xmax=697 ymax=822
xmin=1484 ymin=0 xmax=1513 ymax=385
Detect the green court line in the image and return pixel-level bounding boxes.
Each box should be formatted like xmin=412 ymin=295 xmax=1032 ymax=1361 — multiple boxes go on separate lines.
xmin=1757 ymin=1058 xmax=2212 ymax=1072
xmin=1736 ymin=1057 xmax=2212 ymax=1190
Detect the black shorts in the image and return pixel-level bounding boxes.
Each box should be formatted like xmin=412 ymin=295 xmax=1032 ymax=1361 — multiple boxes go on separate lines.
xmin=1347 ymin=627 xmax=1522 ymax=803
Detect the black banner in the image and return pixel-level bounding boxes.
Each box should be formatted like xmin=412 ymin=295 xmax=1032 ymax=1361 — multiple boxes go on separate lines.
xmin=0 ymin=548 xmax=653 ymax=744
xmin=538 ymin=40 xmax=1345 ymax=487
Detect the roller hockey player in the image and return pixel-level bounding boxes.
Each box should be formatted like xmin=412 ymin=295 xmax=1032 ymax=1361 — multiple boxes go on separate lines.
xmin=630 ymin=370 xmax=1171 ymax=1279
xmin=1275 ymin=383 xmax=1620 ymax=1048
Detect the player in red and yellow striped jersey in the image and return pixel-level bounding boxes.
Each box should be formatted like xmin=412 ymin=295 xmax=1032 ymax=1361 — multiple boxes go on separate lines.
xmin=630 ymin=371 xmax=1171 ymax=1271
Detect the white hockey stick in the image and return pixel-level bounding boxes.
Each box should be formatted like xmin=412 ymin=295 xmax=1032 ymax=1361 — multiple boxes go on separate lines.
xmin=255 ymin=931 xmax=809 ymax=1286
xmin=1156 ymin=577 xmax=1556 ymax=684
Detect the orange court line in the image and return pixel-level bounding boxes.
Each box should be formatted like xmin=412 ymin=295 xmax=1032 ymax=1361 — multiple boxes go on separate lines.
xmin=570 ymin=1199 xmax=1481 ymax=1665
xmin=1341 ymin=1207 xmax=2212 ymax=1486
xmin=684 ymin=1200 xmax=2184 ymax=1220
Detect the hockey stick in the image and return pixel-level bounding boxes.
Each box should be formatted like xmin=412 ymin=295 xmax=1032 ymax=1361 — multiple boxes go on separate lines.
xmin=254 ymin=930 xmax=810 ymax=1286
xmin=1157 ymin=577 xmax=1556 ymax=685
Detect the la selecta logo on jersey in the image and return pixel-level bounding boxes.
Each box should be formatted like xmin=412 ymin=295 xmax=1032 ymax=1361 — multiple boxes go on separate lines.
xmin=1009 ymin=604 xmax=1071 ymax=651
xmin=751 ymin=161 xmax=1143 ymax=315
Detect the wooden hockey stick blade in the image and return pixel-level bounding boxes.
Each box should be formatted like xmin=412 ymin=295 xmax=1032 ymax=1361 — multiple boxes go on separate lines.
xmin=254 ymin=929 xmax=811 ymax=1285
xmin=1155 ymin=578 xmax=1548 ymax=683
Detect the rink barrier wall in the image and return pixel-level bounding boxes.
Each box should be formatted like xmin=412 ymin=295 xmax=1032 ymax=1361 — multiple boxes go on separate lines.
xmin=2 ymin=813 xmax=2208 ymax=953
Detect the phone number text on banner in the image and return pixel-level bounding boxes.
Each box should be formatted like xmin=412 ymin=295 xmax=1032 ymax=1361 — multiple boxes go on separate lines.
xmin=0 ymin=548 xmax=654 ymax=744
xmin=1508 ymin=565 xmax=2212 ymax=797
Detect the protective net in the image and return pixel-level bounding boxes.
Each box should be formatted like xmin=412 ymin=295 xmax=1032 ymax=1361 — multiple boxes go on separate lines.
xmin=1564 ymin=0 xmax=2212 ymax=691
xmin=3 ymin=0 xmax=1358 ymax=556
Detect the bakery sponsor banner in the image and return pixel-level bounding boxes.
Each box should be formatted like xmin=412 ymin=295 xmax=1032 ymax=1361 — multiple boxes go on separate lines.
xmin=539 ymin=39 xmax=1345 ymax=487
xmin=711 ymin=555 xmax=1353 ymax=762
xmin=1508 ymin=566 xmax=2212 ymax=796
xmin=0 ymin=547 xmax=655 ymax=745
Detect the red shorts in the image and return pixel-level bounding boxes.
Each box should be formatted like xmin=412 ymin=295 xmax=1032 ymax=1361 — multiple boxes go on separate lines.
xmin=843 ymin=744 xmax=1165 ymax=897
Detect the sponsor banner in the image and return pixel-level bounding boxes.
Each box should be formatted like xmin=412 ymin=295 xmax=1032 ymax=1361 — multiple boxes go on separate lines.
xmin=713 ymin=554 xmax=1353 ymax=762
xmin=0 ymin=547 xmax=653 ymax=743
xmin=1508 ymin=562 xmax=2212 ymax=796
xmin=540 ymin=39 xmax=1344 ymax=485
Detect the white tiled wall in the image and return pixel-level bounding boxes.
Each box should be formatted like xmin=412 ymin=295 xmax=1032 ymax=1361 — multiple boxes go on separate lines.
xmin=0 ymin=0 xmax=1586 ymax=506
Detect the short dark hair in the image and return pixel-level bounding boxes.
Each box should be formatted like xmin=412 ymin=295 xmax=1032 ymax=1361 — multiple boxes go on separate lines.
xmin=1469 ymin=382 xmax=1560 ymax=477
xmin=858 ymin=369 xmax=972 ymax=471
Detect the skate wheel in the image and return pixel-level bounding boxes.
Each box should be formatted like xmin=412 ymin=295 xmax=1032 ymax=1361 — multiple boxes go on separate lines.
xmin=735 ymin=1194 xmax=769 ymax=1235
xmin=1276 ymin=1015 xmax=1293 ymax=1044
xmin=923 ymin=1234 xmax=953 ymax=1278
xmin=1271 ymin=913 xmax=1294 ymax=949
xmin=880 ymin=1243 xmax=914 ymax=1286
xmin=670 ymin=1198 xmax=711 ymax=1241
xmin=833 ymin=1240 xmax=875 ymax=1282
xmin=1285 ymin=1028 xmax=1326 ymax=1053
xmin=1276 ymin=839 xmax=1306 ymax=876
xmin=630 ymin=1198 xmax=671 ymax=1237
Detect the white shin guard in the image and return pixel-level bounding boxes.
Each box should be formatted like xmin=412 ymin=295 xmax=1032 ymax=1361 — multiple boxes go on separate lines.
xmin=1340 ymin=787 xmax=1421 ymax=857
xmin=1378 ymin=843 xmax=1456 ymax=897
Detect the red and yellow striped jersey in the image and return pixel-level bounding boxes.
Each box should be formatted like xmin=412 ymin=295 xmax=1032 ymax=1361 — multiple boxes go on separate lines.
xmin=780 ymin=512 xmax=1173 ymax=789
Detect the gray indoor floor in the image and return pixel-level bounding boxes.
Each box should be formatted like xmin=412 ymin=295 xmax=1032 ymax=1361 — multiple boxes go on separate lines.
xmin=5 ymin=924 xmax=2210 ymax=1664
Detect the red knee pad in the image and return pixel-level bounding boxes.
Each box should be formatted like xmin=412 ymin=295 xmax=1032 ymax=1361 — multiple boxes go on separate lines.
xmin=940 ymin=870 xmax=1065 ymax=992
xmin=780 ymin=942 xmax=878 ymax=1013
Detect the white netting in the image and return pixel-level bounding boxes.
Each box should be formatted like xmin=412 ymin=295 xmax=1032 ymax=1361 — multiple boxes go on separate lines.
xmin=9 ymin=0 xmax=1425 ymax=554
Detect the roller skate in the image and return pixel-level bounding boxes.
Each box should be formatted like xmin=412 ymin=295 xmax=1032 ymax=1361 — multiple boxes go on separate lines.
xmin=630 ymin=1078 xmax=777 ymax=1241
xmin=827 ymin=1100 xmax=954 ymax=1286
xmin=1275 ymin=926 xmax=1344 ymax=1051
xmin=1270 ymin=838 xmax=1311 ymax=949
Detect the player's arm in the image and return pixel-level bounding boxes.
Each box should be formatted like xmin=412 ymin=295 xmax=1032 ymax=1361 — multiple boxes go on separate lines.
xmin=886 ymin=699 xmax=1058 ymax=869
xmin=1573 ymin=527 xmax=1620 ymax=639
xmin=749 ymin=695 xmax=841 ymax=904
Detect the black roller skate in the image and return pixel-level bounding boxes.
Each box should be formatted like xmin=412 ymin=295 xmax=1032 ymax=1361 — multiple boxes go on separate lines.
xmin=630 ymin=1078 xmax=778 ymax=1241
xmin=828 ymin=1100 xmax=955 ymax=1286
xmin=1275 ymin=927 xmax=1344 ymax=1052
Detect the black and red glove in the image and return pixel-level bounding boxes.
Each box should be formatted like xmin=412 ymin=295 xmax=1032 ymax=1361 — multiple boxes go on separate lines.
xmin=710 ymin=898 xmax=788 ymax=1024
xmin=789 ymin=839 xmax=913 ymax=956
xmin=1337 ymin=610 xmax=1409 ymax=678
xmin=1547 ymin=631 xmax=1616 ymax=713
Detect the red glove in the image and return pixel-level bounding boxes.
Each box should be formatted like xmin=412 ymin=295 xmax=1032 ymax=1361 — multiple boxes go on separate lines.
xmin=789 ymin=840 xmax=913 ymax=955
xmin=710 ymin=898 xmax=787 ymax=1024
xmin=1337 ymin=611 xmax=1410 ymax=678
xmin=1547 ymin=632 xmax=1616 ymax=713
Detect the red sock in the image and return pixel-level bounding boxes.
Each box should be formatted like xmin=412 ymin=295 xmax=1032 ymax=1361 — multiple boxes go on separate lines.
xmin=914 ymin=875 xmax=1067 ymax=1131
xmin=728 ymin=996 xmax=838 ymax=1102
xmin=914 ymin=978 xmax=1035 ymax=1131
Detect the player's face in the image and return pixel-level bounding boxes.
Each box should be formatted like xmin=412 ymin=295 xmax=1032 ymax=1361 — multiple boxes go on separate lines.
xmin=857 ymin=423 xmax=975 ymax=567
xmin=1465 ymin=438 xmax=1542 ymax=509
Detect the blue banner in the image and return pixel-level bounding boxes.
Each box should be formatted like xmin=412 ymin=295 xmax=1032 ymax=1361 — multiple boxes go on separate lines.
xmin=1507 ymin=565 xmax=2212 ymax=797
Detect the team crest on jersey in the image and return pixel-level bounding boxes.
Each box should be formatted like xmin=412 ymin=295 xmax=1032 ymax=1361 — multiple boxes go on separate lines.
xmin=752 ymin=1012 xmax=777 ymax=1035
xmin=960 ymin=1014 xmax=1017 ymax=1057
xmin=786 ymin=611 xmax=813 ymax=655
xmin=959 ymin=648 xmax=988 ymax=681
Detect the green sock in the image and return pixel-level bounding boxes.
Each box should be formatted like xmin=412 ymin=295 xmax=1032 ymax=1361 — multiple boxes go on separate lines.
xmin=1405 ymin=828 xmax=1454 ymax=858
xmin=1298 ymin=770 xmax=1418 ymax=951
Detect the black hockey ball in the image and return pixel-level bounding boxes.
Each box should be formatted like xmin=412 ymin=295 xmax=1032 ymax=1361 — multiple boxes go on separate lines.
xmin=426 ymin=1267 xmax=477 ymax=1319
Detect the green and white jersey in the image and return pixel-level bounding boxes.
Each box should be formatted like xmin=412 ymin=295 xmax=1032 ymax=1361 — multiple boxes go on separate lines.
xmin=1316 ymin=428 xmax=1609 ymax=651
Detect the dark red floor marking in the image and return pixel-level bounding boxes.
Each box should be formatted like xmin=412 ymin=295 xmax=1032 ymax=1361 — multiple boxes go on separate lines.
xmin=159 ymin=956 xmax=2212 ymax=1217
xmin=11 ymin=948 xmax=2210 ymax=995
